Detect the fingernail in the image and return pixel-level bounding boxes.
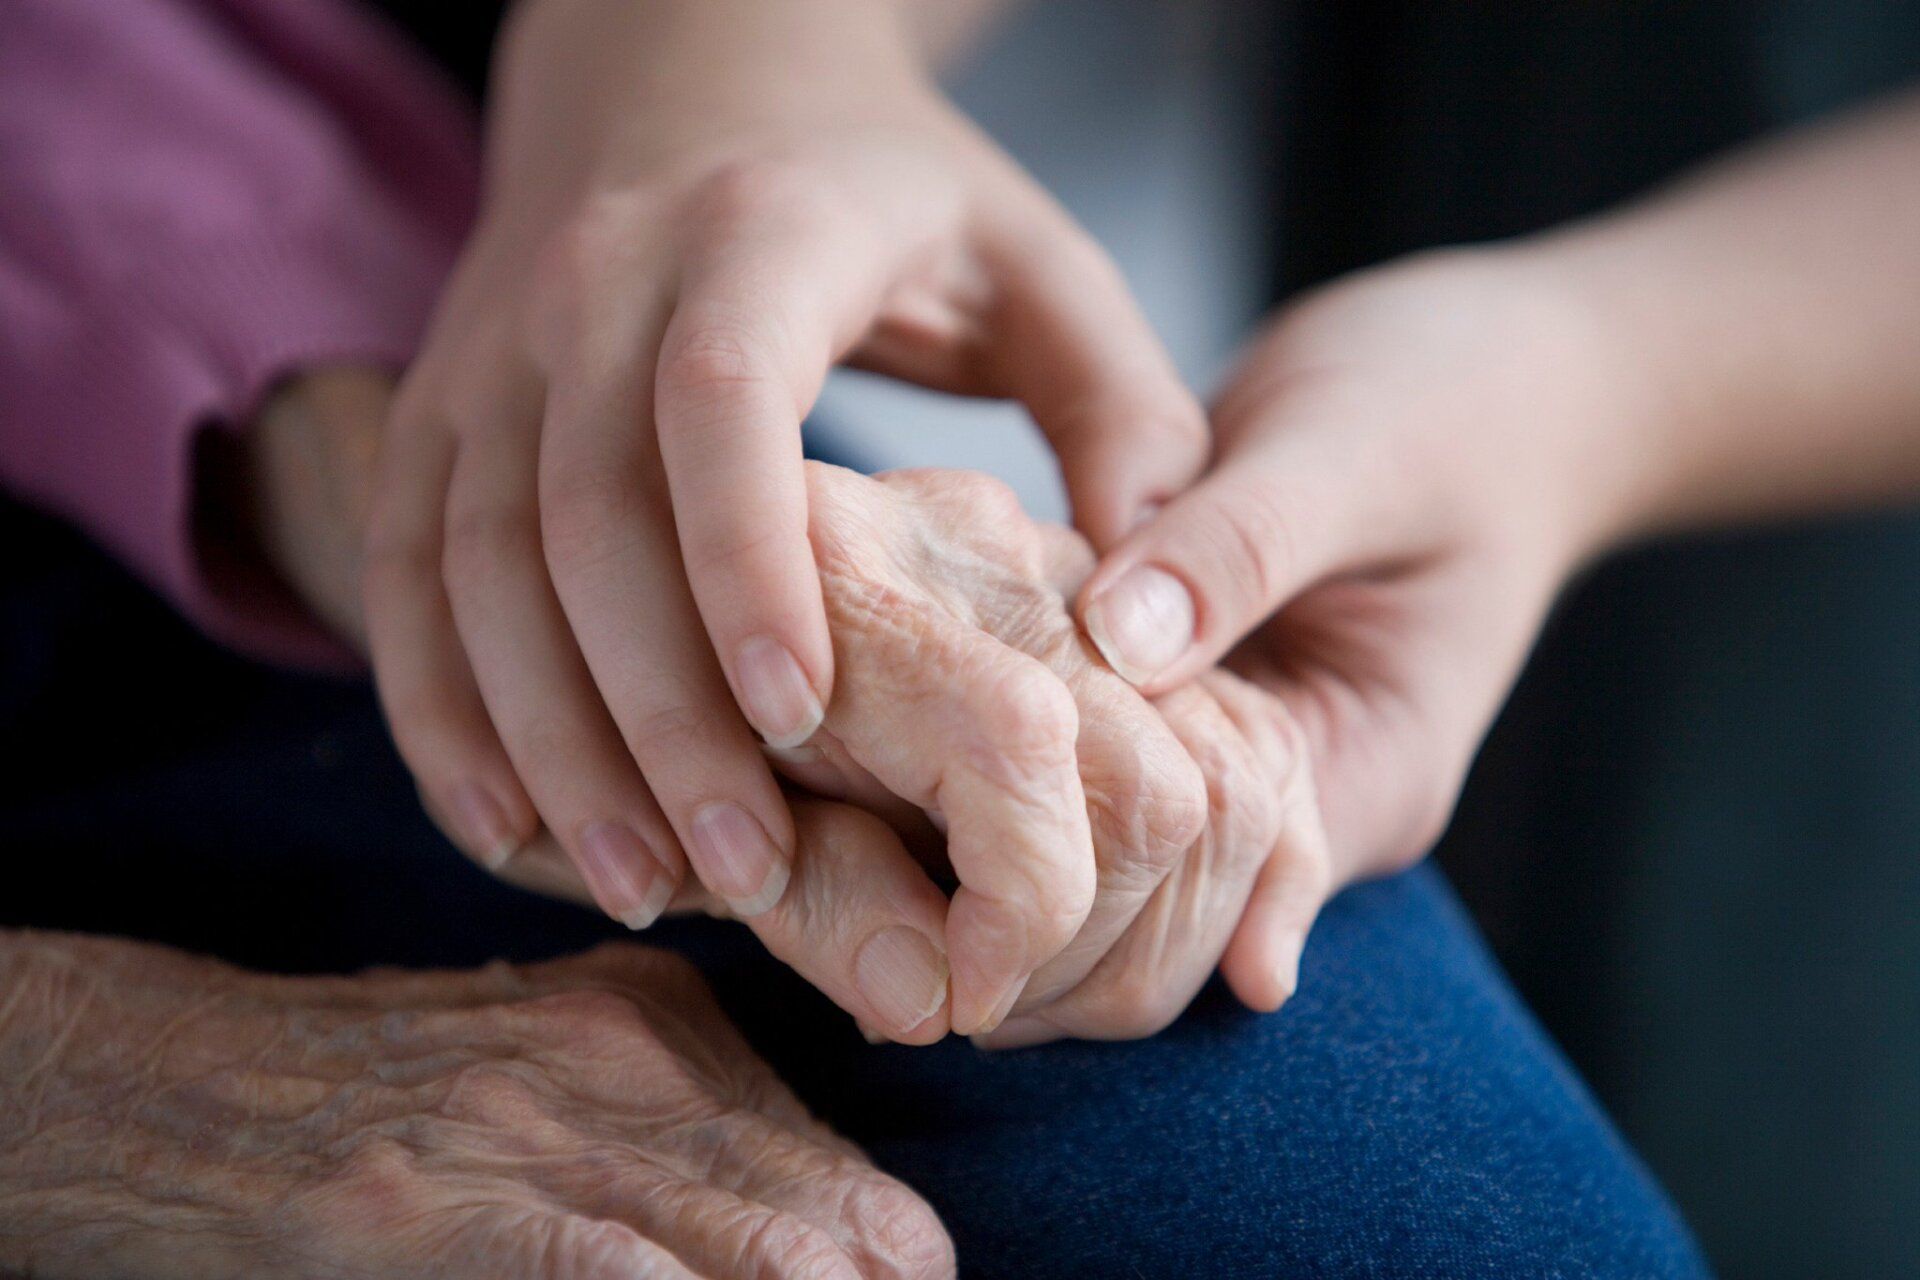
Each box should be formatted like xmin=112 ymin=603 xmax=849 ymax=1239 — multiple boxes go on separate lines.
xmin=854 ymin=927 xmax=948 ymax=1034
xmin=1084 ymin=565 xmax=1195 ymax=686
xmin=450 ymin=783 xmax=522 ymax=870
xmin=689 ymin=802 xmax=789 ymax=917
xmin=576 ymin=821 xmax=675 ymax=930
xmin=734 ymin=636 xmax=824 ymax=750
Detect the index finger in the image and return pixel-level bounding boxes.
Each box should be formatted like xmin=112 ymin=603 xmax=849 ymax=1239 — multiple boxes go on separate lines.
xmin=652 ymin=193 xmax=896 ymax=751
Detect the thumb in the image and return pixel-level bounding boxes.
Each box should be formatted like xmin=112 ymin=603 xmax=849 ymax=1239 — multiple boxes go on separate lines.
xmin=1075 ymin=422 xmax=1355 ymax=694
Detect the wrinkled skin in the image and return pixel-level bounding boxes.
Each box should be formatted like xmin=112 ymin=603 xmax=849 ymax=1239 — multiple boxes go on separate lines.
xmin=256 ymin=379 xmax=1334 ymax=1046
xmin=0 ymin=934 xmax=953 ymax=1280
xmin=488 ymin=465 xmax=1335 ymax=1045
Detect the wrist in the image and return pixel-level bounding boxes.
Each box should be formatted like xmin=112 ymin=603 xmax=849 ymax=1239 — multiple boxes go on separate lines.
xmin=244 ymin=368 xmax=391 ymax=651
xmin=1472 ymin=236 xmax=1691 ymax=568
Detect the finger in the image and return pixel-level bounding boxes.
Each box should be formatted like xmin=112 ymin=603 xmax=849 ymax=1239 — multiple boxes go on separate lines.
xmin=363 ymin=407 xmax=538 ymax=871
xmin=438 ymin=1211 xmax=703 ymax=1280
xmin=688 ymin=1110 xmax=956 ymax=1280
xmin=1219 ymin=698 xmax=1335 ymax=1014
xmin=543 ymin=333 xmax=798 ymax=919
xmin=979 ymin=208 xmax=1209 ymax=547
xmin=748 ymin=801 xmax=953 ymax=1044
xmin=653 ymin=203 xmax=895 ymax=752
xmin=977 ymin=676 xmax=1291 ymax=1047
xmin=595 ymin=1166 xmax=864 ymax=1280
xmin=442 ymin=430 xmax=682 ymax=929
xmin=849 ymin=639 xmax=1094 ymax=1035
xmin=1006 ymin=643 xmax=1206 ymax=1012
xmin=1075 ymin=389 xmax=1405 ymax=695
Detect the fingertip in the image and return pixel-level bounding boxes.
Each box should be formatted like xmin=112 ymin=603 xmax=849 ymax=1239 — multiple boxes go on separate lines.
xmin=733 ymin=634 xmax=827 ymax=749
xmin=1222 ymin=918 xmax=1304 ymax=1014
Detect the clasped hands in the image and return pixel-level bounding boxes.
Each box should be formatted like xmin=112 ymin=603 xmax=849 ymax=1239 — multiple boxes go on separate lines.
xmin=257 ymin=377 xmax=1332 ymax=1047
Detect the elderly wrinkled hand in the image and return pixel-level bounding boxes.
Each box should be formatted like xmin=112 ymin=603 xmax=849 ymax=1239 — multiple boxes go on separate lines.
xmin=0 ymin=933 xmax=953 ymax=1280
xmin=779 ymin=466 xmax=1333 ymax=1044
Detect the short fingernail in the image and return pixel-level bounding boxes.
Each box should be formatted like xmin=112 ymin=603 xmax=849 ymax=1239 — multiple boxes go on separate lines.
xmin=1085 ymin=564 xmax=1195 ymax=685
xmin=689 ymin=802 xmax=789 ymax=917
xmin=854 ymin=926 xmax=948 ymax=1034
xmin=449 ymin=783 xmax=522 ymax=870
xmin=576 ymin=821 xmax=675 ymax=930
xmin=735 ymin=636 xmax=824 ymax=749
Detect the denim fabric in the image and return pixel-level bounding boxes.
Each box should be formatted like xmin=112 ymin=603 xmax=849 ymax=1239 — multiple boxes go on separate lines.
xmin=1 ymin=501 xmax=1709 ymax=1277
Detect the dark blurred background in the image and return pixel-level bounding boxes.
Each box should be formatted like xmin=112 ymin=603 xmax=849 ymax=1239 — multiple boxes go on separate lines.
xmin=1279 ymin=6 xmax=1920 ymax=1278
xmin=5 ymin=3 xmax=1917 ymax=1277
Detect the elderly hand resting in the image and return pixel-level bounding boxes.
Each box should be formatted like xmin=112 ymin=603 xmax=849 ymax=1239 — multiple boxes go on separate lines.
xmin=249 ymin=374 xmax=1334 ymax=1044
xmin=0 ymin=932 xmax=952 ymax=1279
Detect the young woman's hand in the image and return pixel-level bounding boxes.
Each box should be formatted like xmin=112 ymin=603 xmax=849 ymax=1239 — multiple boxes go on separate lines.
xmin=1077 ymin=248 xmax=1640 ymax=887
xmin=363 ymin=0 xmax=1206 ymax=931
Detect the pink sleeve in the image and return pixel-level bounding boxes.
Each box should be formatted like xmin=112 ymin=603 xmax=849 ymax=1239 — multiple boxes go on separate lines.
xmin=0 ymin=0 xmax=480 ymax=668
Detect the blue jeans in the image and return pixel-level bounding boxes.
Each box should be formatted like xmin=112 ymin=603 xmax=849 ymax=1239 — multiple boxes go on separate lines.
xmin=1 ymin=502 xmax=1709 ymax=1277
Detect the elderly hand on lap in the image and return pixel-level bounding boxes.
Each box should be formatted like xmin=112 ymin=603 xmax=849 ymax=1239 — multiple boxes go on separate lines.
xmin=252 ymin=376 xmax=1335 ymax=1045
xmin=0 ymin=933 xmax=951 ymax=1279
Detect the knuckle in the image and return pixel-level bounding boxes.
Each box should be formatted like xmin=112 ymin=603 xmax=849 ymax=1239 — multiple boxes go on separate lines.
xmin=1204 ymin=476 xmax=1298 ymax=614
xmin=540 ymin=463 xmax=647 ymax=570
xmin=736 ymin=1211 xmax=856 ymax=1280
xmin=661 ymin=319 xmax=767 ymax=400
xmin=543 ymin=1216 xmax=652 ymax=1280
xmin=1084 ymin=969 xmax=1183 ymax=1040
xmin=970 ymin=659 xmax=1078 ymax=767
xmin=443 ymin=503 xmax=535 ymax=585
xmin=1094 ymin=738 xmax=1209 ymax=883
xmin=840 ymin=1178 xmax=955 ymax=1280
xmin=623 ymin=687 xmax=716 ymax=762
xmin=689 ymin=157 xmax=839 ymax=233
xmin=517 ymin=988 xmax=649 ymax=1052
xmin=437 ymin=1061 xmax=547 ymax=1128
xmin=680 ymin=517 xmax=792 ymax=580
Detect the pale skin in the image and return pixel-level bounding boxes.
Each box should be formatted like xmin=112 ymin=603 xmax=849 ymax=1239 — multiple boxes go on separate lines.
xmin=255 ymin=382 xmax=1329 ymax=1044
xmin=369 ymin=0 xmax=1207 ymax=1005
xmin=1081 ymin=88 xmax=1920 ymax=881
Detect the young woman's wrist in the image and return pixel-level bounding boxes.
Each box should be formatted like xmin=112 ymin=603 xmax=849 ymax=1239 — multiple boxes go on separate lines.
xmin=1491 ymin=231 xmax=1710 ymax=568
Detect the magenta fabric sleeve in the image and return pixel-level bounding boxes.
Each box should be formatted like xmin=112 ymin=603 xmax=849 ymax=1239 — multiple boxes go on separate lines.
xmin=0 ymin=0 xmax=480 ymax=666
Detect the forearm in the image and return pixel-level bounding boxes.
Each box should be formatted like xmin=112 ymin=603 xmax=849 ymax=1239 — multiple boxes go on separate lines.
xmin=1540 ymin=88 xmax=1920 ymax=549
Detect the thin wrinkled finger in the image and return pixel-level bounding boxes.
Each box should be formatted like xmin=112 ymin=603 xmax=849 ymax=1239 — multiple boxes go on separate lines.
xmin=745 ymin=801 xmax=953 ymax=1044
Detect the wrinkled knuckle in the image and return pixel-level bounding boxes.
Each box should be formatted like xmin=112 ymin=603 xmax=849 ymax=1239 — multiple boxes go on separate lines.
xmin=438 ymin=1061 xmax=546 ymax=1128
xmin=738 ymin=1212 xmax=856 ymax=1280
xmin=295 ymin=1135 xmax=431 ymax=1237
xmin=972 ymin=660 xmax=1078 ymax=767
xmin=543 ymin=1216 xmax=652 ymax=1280
xmin=1115 ymin=744 xmax=1209 ymax=874
xmin=1087 ymin=971 xmax=1183 ymax=1040
xmin=842 ymin=1178 xmax=955 ymax=1280
xmin=520 ymin=988 xmax=648 ymax=1049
